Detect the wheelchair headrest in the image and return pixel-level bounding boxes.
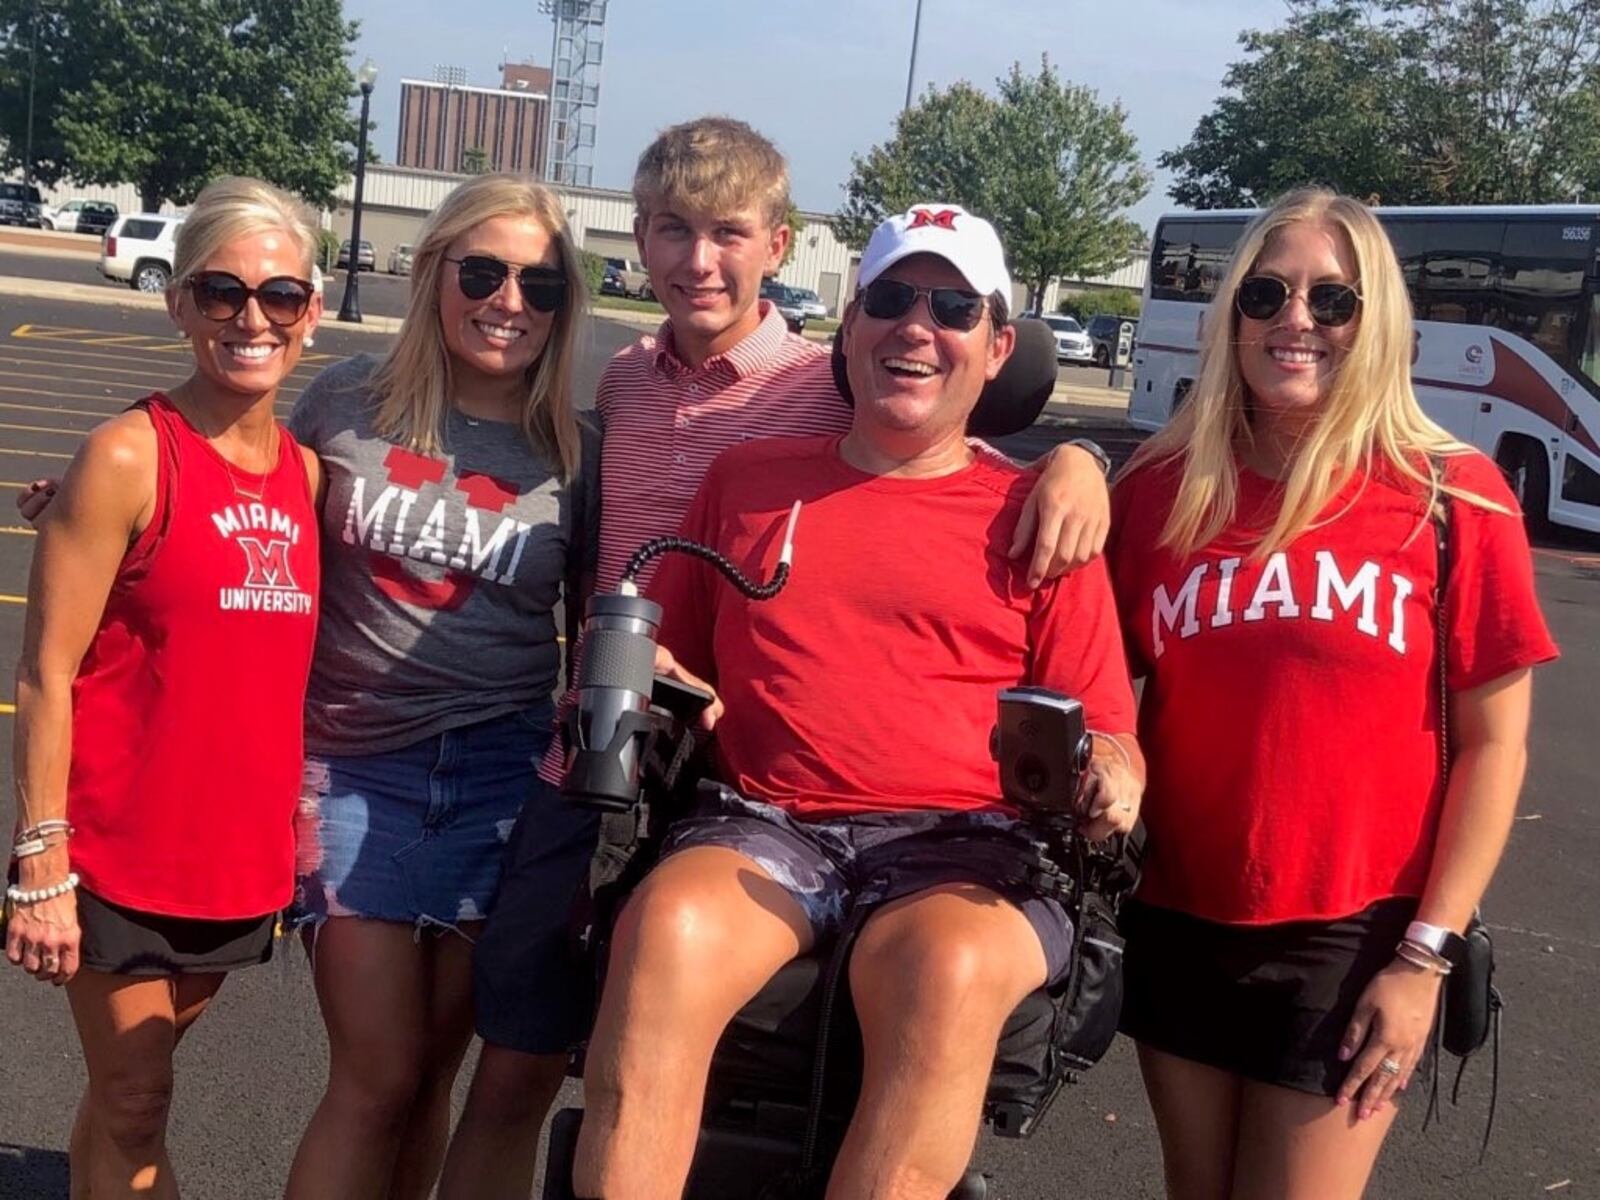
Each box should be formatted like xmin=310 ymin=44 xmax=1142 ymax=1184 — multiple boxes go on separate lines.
xmin=829 ymin=316 xmax=1057 ymax=438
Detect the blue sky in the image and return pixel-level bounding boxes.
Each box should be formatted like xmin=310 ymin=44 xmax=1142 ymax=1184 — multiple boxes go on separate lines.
xmin=343 ymin=0 xmax=1290 ymax=234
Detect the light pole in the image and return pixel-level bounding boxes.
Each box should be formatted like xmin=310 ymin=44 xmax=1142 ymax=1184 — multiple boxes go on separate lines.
xmin=337 ymin=57 xmax=378 ymax=324
xmin=903 ymin=0 xmax=924 ymax=112
xmin=23 ymin=0 xmax=42 ymax=189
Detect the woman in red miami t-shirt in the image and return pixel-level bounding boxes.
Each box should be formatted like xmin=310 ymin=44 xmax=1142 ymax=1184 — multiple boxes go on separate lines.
xmin=4 ymin=177 xmax=323 ymax=1195
xmin=1108 ymin=188 xmax=1558 ymax=1199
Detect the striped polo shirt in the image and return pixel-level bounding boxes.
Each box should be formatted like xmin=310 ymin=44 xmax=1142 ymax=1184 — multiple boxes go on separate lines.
xmin=594 ymin=302 xmax=847 ymax=596
xmin=539 ymin=302 xmax=849 ymax=783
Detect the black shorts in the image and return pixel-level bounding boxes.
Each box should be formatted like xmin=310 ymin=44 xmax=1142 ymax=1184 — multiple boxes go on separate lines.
xmin=660 ymin=786 xmax=1075 ymax=987
xmin=1119 ymin=896 xmax=1420 ymax=1097
xmin=76 ymin=888 xmax=276 ymax=976
xmin=471 ymin=777 xmax=601 ymax=1056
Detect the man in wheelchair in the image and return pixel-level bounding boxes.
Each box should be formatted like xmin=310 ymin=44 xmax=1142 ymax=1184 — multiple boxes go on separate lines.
xmin=569 ymin=206 xmax=1145 ymax=1200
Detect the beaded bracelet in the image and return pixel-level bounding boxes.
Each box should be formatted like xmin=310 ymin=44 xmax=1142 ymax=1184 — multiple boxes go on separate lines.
xmin=4 ymin=872 xmax=80 ymax=906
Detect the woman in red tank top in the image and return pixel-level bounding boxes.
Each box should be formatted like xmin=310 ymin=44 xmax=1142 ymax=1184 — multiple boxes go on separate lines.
xmin=4 ymin=177 xmax=324 ymax=1198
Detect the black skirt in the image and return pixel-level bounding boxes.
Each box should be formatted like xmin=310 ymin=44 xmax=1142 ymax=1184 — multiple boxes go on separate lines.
xmin=75 ymin=888 xmax=276 ymax=976
xmin=1119 ymin=896 xmax=1421 ymax=1097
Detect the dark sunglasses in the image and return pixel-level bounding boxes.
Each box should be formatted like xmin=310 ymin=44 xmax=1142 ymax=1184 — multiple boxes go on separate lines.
xmin=447 ymin=254 xmax=567 ymax=312
xmin=189 ymin=271 xmax=314 ymax=327
xmin=1235 ymin=275 xmax=1362 ymax=327
xmin=860 ymin=278 xmax=988 ymax=332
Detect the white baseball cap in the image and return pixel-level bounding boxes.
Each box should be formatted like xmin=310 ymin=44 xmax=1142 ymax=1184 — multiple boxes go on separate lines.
xmin=857 ymin=204 xmax=1012 ymax=301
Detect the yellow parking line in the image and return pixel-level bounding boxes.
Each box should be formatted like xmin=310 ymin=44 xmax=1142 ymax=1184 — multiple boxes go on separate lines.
xmin=0 ymin=351 xmax=202 ymax=384
xmin=9 ymin=324 xmax=338 ymax=364
xmin=0 ymin=594 xmax=24 ymax=604
xmin=0 ymin=399 xmax=144 ymax=421
xmin=0 ymin=448 xmax=72 ymax=461
xmin=0 ymin=341 xmax=325 ymax=380
xmin=0 ymin=421 xmax=92 ymax=438
xmin=0 ymin=368 xmax=153 ymax=392
xmin=0 ymin=704 xmax=15 ymax=715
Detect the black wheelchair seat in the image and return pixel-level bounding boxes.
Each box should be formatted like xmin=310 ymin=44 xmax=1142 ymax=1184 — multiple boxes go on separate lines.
xmin=709 ymin=955 xmax=1062 ymax=1131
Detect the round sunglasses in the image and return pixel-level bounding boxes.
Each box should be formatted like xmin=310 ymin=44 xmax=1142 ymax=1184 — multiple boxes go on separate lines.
xmin=1235 ymin=275 xmax=1362 ymax=328
xmin=860 ymin=278 xmax=989 ymax=332
xmin=189 ymin=271 xmax=314 ymax=327
xmin=447 ymin=254 xmax=567 ymax=313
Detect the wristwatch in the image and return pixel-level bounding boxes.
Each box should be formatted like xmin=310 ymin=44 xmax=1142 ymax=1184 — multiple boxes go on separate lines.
xmin=1405 ymin=920 xmax=1469 ymax=967
xmin=1066 ymin=438 xmax=1111 ymax=476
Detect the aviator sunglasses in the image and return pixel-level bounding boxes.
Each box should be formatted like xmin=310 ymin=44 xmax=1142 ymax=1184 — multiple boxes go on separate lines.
xmin=860 ymin=277 xmax=989 ymax=333
xmin=189 ymin=271 xmax=314 ymax=327
xmin=447 ymin=254 xmax=567 ymax=313
xmin=1235 ymin=275 xmax=1362 ymax=328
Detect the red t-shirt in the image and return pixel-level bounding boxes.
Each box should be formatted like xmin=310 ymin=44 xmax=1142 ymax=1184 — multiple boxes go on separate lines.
xmin=650 ymin=435 xmax=1137 ymax=820
xmin=1107 ymin=450 xmax=1558 ymax=925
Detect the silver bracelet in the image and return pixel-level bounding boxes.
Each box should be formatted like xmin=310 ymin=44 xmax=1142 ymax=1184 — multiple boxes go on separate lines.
xmin=4 ymin=872 xmax=80 ymax=906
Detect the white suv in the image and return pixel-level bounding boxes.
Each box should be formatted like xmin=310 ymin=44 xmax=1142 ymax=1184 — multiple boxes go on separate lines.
xmin=102 ymin=213 xmax=185 ymax=292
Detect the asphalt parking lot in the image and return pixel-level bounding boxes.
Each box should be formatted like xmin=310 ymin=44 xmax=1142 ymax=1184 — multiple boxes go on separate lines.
xmin=0 ymin=294 xmax=1596 ymax=1198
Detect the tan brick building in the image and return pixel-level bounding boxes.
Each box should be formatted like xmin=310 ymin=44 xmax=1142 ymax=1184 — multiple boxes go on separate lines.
xmin=395 ymin=64 xmax=551 ymax=177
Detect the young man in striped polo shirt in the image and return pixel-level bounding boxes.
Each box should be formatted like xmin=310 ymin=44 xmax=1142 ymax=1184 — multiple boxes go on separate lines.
xmin=452 ymin=118 xmax=1115 ymax=1198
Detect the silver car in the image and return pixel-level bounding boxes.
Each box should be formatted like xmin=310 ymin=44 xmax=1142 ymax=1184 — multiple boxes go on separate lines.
xmin=388 ymin=243 xmax=414 ymax=275
xmin=1042 ymin=314 xmax=1093 ymax=364
xmin=789 ymin=286 xmax=828 ymax=321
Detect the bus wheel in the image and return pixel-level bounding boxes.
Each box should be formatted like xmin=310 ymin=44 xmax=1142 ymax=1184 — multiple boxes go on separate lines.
xmin=1498 ymin=438 xmax=1551 ymax=537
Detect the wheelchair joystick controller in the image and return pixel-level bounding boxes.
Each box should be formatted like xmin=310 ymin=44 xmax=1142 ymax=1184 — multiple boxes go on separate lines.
xmin=562 ymin=501 xmax=802 ymax=812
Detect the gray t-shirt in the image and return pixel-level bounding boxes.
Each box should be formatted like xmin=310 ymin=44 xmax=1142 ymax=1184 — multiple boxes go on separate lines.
xmin=289 ymin=354 xmax=599 ymax=756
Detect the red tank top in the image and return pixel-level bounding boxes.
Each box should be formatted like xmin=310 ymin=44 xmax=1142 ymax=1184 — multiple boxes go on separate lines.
xmin=68 ymin=394 xmax=320 ymax=919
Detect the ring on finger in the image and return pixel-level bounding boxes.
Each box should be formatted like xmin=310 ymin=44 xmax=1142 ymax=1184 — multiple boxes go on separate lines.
xmin=1377 ymin=1056 xmax=1402 ymax=1076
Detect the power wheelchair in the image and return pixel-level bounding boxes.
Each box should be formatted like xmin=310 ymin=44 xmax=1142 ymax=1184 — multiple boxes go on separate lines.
xmin=539 ymin=320 xmax=1144 ymax=1199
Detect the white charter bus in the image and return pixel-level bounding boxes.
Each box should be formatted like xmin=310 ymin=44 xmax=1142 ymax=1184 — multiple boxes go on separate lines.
xmin=1129 ymin=206 xmax=1600 ymax=533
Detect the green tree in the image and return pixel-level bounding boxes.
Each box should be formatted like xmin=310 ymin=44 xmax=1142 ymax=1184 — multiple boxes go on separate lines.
xmin=1162 ymin=0 xmax=1600 ymax=208
xmin=834 ymin=58 xmax=1148 ymax=313
xmin=780 ymin=202 xmax=805 ymax=268
xmin=0 ymin=0 xmax=362 ymax=212
xmin=461 ymin=145 xmax=489 ymax=175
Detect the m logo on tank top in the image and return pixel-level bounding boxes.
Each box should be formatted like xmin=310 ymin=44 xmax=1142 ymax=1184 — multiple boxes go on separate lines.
xmin=211 ymin=501 xmax=315 ymax=615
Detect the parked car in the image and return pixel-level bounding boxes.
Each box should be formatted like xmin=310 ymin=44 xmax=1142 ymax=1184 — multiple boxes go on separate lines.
xmin=788 ymin=286 xmax=828 ymax=321
xmin=1042 ymin=314 xmax=1093 ymax=364
xmin=759 ymin=278 xmax=807 ymax=333
xmin=337 ymin=239 xmax=375 ymax=271
xmin=603 ymin=256 xmax=652 ymax=299
xmin=388 ymin=243 xmax=414 ymax=275
xmin=1084 ymin=313 xmax=1139 ymax=367
xmin=101 ymin=213 xmax=185 ymax=292
xmin=599 ymin=262 xmax=628 ymax=297
xmin=0 ymin=181 xmax=45 ymax=228
xmin=75 ymin=201 xmax=119 ymax=238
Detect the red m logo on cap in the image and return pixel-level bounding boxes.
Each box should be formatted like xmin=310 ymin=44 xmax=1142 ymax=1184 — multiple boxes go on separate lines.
xmin=908 ymin=208 xmax=959 ymax=231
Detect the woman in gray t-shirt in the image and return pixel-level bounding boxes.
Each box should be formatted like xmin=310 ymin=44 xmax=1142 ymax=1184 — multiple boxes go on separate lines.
xmin=283 ymin=175 xmax=600 ymax=1198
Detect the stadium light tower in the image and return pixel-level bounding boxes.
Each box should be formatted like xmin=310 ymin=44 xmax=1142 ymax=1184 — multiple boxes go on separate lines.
xmin=538 ymin=0 xmax=608 ymax=187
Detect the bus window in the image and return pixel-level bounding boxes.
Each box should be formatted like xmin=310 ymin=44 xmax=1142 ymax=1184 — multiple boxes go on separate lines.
xmin=1581 ymin=291 xmax=1600 ymax=388
xmin=1380 ymin=218 xmax=1430 ymax=311
xmin=1152 ymin=222 xmax=1194 ymax=302
xmin=1190 ymin=221 xmax=1240 ymax=303
xmin=1423 ymin=218 xmax=1505 ymax=326
xmin=1501 ymin=220 xmax=1586 ymax=366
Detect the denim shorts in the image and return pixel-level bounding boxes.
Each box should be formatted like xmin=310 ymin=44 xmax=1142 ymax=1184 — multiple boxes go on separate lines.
xmin=661 ymin=787 xmax=1074 ymax=986
xmin=293 ymin=703 xmax=561 ymax=934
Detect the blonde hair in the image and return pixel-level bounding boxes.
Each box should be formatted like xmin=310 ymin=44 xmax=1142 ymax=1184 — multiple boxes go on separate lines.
xmin=633 ymin=116 xmax=790 ymax=231
xmin=172 ymin=176 xmax=317 ymax=285
xmin=368 ymin=174 xmax=587 ymax=478
xmin=1128 ymin=187 xmax=1501 ymax=557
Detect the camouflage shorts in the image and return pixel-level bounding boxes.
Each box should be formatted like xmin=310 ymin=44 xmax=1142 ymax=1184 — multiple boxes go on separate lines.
xmin=659 ymin=785 xmax=1074 ymax=985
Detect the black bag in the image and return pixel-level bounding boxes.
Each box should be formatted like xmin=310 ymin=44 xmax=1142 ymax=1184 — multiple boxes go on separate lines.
xmin=1053 ymin=824 xmax=1144 ymax=1072
xmin=1427 ymin=488 xmax=1503 ymax=1157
